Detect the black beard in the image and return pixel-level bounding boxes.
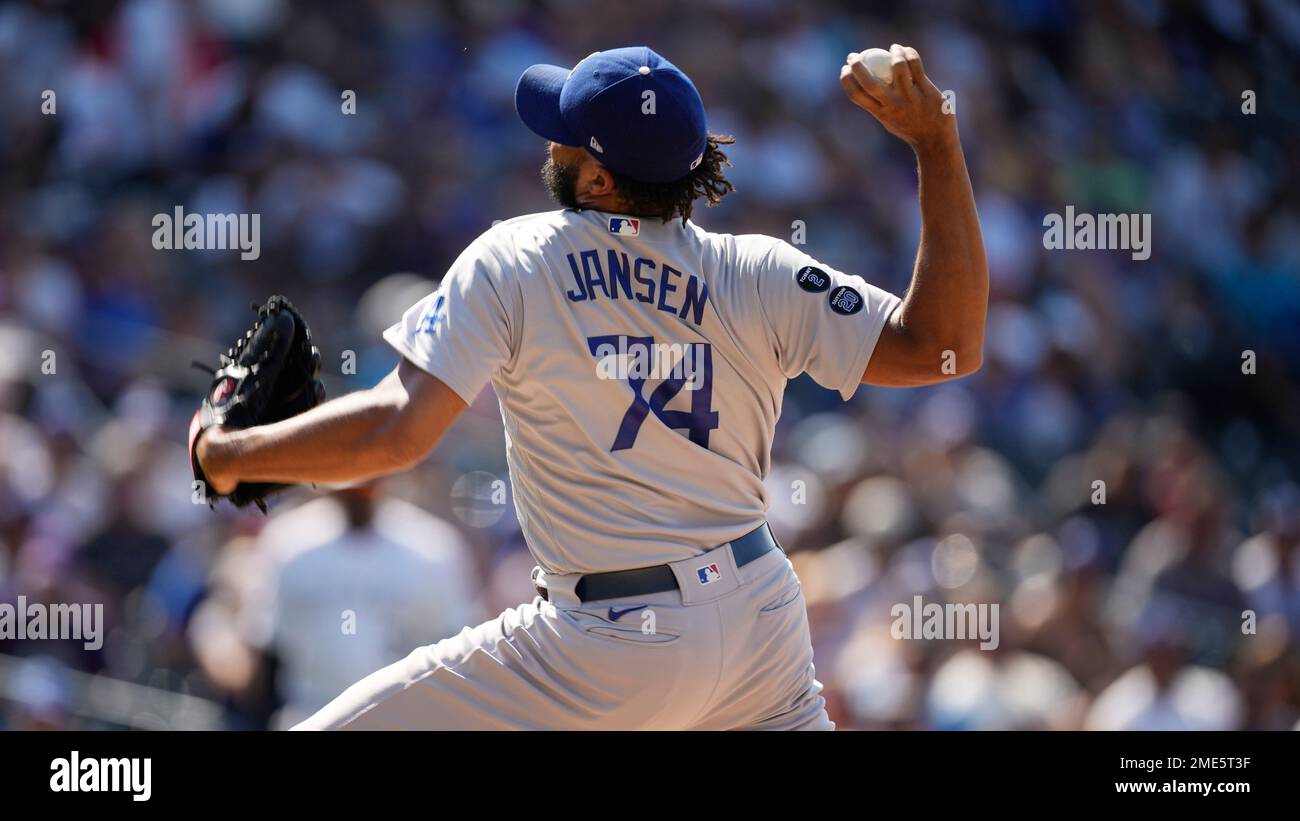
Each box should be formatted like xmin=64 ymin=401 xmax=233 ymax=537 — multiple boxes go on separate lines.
xmin=541 ymin=158 xmax=581 ymax=209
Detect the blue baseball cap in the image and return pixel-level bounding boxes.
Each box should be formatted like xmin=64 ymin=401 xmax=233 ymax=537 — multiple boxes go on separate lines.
xmin=515 ymin=46 xmax=708 ymax=184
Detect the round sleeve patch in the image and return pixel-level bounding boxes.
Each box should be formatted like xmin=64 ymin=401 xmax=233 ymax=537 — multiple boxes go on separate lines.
xmin=795 ymin=266 xmax=830 ymax=293
xmin=828 ymin=285 xmax=864 ymax=315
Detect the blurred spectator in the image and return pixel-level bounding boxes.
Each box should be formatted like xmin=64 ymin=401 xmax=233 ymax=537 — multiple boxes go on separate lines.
xmin=189 ymin=485 xmax=480 ymax=729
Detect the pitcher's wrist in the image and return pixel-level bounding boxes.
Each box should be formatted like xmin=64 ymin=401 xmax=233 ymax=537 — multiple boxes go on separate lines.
xmin=197 ymin=427 xmax=239 ymax=495
xmin=911 ymin=122 xmax=960 ymax=156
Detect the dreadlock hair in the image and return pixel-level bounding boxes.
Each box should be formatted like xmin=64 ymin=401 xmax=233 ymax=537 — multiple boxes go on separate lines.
xmin=606 ymin=134 xmax=737 ymax=224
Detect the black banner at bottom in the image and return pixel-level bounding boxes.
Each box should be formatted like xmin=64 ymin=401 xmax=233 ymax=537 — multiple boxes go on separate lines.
xmin=0 ymin=730 xmax=1290 ymax=808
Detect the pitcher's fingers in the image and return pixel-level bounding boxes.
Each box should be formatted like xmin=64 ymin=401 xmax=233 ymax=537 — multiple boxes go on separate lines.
xmin=889 ymin=44 xmax=915 ymax=100
xmin=847 ymin=52 xmax=891 ymax=105
xmin=840 ymin=63 xmax=884 ymax=113
xmin=901 ymin=46 xmax=928 ymax=86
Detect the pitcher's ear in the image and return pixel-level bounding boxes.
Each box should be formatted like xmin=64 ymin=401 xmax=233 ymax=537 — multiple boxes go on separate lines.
xmin=584 ymin=162 xmax=618 ymax=197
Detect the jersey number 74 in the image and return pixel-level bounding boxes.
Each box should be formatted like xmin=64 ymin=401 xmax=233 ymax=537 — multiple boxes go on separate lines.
xmin=586 ymin=334 xmax=720 ymax=451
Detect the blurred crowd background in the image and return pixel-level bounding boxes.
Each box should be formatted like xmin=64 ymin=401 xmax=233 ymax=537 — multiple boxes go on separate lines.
xmin=1 ymin=0 xmax=1298 ymax=730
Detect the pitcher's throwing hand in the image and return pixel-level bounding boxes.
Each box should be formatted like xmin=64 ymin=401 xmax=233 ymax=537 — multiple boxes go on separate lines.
xmin=841 ymin=44 xmax=955 ymax=150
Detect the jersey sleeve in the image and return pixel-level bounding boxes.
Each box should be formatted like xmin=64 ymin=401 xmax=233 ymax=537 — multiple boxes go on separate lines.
xmin=748 ymin=238 xmax=901 ymax=400
xmin=383 ymin=230 xmax=518 ymax=404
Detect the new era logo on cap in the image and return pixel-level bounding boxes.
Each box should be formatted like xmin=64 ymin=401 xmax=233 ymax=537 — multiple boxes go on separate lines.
xmin=609 ymin=217 xmax=640 ymax=236
xmin=696 ymin=563 xmax=721 ymax=585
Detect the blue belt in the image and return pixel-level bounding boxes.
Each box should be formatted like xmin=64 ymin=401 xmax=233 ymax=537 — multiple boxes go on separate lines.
xmin=570 ymin=523 xmax=781 ymax=603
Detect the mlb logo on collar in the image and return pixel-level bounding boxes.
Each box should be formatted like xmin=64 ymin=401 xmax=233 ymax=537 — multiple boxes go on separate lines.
xmin=696 ymin=563 xmax=721 ymax=585
xmin=609 ymin=217 xmax=640 ymax=236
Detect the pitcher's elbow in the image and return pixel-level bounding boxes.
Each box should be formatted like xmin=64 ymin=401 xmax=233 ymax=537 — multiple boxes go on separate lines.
xmin=954 ymin=346 xmax=983 ymax=377
xmin=932 ymin=338 xmax=982 ymax=379
xmin=951 ymin=342 xmax=977 ymax=374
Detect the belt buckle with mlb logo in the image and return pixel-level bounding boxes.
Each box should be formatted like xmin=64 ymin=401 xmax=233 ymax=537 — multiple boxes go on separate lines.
xmin=696 ymin=563 xmax=722 ymax=585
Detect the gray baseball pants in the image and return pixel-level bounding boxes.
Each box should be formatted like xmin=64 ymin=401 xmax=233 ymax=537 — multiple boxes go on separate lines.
xmin=293 ymin=539 xmax=833 ymax=730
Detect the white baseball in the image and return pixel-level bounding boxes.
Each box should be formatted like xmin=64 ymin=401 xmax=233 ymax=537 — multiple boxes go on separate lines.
xmin=857 ymin=48 xmax=894 ymax=84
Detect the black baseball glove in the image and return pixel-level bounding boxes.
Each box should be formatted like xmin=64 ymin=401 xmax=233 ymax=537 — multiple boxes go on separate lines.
xmin=188 ymin=295 xmax=325 ymax=512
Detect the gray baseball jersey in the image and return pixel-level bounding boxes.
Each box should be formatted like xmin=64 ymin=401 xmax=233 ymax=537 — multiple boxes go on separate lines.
xmin=385 ymin=208 xmax=900 ymax=574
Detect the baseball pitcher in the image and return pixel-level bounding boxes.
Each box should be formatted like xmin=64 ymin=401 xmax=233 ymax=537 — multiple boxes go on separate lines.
xmin=190 ymin=44 xmax=988 ymax=729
